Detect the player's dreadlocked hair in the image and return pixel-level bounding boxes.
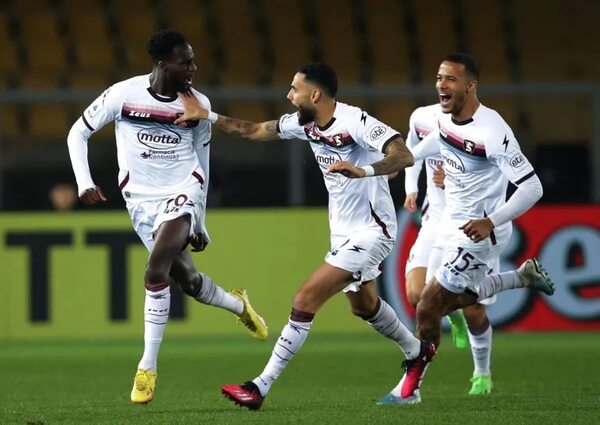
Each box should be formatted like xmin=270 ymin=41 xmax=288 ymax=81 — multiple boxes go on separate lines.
xmin=147 ymin=29 xmax=188 ymax=63
xmin=297 ymin=63 xmax=338 ymax=98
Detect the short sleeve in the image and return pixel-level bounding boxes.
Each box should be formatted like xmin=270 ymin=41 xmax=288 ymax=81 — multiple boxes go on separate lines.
xmin=277 ymin=113 xmax=309 ymax=140
xmin=486 ymin=121 xmax=536 ymax=186
xmin=81 ymin=85 xmax=122 ymax=133
xmin=348 ymin=110 xmax=401 ymax=153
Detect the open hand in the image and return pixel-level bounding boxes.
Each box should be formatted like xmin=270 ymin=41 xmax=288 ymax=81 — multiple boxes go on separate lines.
xmin=174 ymin=90 xmax=208 ymax=125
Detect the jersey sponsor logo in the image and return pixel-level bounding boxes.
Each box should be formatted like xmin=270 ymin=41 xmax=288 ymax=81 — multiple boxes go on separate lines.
xmin=315 ymin=153 xmax=341 ymax=167
xmin=510 ymin=153 xmax=525 ymax=168
xmin=441 ymin=151 xmax=465 ymax=174
xmin=369 ymin=125 xmax=387 ymax=141
xmin=464 ymin=139 xmax=476 ymax=154
xmin=140 ymin=149 xmax=179 ymax=160
xmin=137 ymin=128 xmax=182 ymax=150
xmin=426 ymin=158 xmax=443 ymax=170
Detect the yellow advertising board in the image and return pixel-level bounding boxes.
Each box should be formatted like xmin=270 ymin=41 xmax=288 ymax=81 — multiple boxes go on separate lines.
xmin=0 ymin=209 xmax=370 ymax=340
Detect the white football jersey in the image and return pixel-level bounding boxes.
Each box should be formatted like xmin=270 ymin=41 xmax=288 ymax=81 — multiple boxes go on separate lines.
xmin=405 ymin=104 xmax=446 ymax=214
xmin=80 ymin=74 xmax=212 ymax=203
xmin=277 ymin=101 xmax=400 ymax=239
xmin=431 ymin=104 xmax=535 ymax=236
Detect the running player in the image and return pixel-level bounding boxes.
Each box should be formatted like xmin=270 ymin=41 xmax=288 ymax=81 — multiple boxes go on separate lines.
xmin=378 ymin=53 xmax=555 ymax=404
xmin=174 ymin=62 xmax=429 ymax=410
xmin=66 ymin=29 xmax=268 ymax=405
xmin=402 ymin=103 xmax=496 ymax=397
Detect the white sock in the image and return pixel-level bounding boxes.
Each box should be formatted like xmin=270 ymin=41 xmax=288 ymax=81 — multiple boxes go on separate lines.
xmin=475 ymin=271 xmax=521 ymax=300
xmin=194 ymin=272 xmax=243 ymax=314
xmin=367 ymin=298 xmax=421 ymax=359
xmin=252 ymin=319 xmax=312 ymax=396
xmin=468 ymin=325 xmax=492 ymax=376
xmin=138 ymin=286 xmax=170 ymax=372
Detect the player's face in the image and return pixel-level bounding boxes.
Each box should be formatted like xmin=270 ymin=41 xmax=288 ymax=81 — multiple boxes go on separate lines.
xmin=436 ymin=61 xmax=475 ymax=116
xmin=287 ymin=73 xmax=318 ymax=125
xmin=162 ymin=43 xmax=197 ymax=91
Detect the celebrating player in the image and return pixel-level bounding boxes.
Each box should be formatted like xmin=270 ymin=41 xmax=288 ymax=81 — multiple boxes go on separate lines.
xmin=175 ymin=62 xmax=430 ymax=409
xmin=400 ymin=103 xmax=497 ymax=397
xmin=66 ymin=29 xmax=268 ymax=405
xmin=378 ymin=53 xmax=555 ymax=404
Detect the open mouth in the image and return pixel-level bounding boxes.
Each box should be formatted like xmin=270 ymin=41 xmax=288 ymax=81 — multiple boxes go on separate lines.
xmin=439 ymin=93 xmax=452 ymax=108
xmin=184 ymin=76 xmax=194 ymax=86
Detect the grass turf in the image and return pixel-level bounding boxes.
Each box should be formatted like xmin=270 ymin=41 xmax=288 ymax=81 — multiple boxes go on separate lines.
xmin=0 ymin=332 xmax=598 ymax=424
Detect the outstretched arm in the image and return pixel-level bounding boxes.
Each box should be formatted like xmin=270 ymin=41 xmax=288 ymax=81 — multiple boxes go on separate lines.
xmin=327 ymin=136 xmax=414 ymax=178
xmin=175 ymin=91 xmax=280 ymax=142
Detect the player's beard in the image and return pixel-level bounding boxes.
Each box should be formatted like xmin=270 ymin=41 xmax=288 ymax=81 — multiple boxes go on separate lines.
xmin=297 ymin=105 xmax=316 ymax=125
xmin=450 ymin=91 xmax=467 ymax=116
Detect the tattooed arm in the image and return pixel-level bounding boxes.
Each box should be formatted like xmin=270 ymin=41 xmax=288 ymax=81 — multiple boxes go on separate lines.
xmin=327 ymin=136 xmax=414 ymax=178
xmin=214 ymin=116 xmax=280 ymax=142
xmin=175 ymin=91 xmax=280 ymax=142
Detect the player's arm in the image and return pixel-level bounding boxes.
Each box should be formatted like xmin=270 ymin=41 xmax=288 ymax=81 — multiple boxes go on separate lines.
xmin=327 ymin=135 xmax=414 ymax=178
xmin=67 ymin=120 xmax=107 ymax=204
xmin=175 ymin=91 xmax=280 ymax=142
xmin=461 ymin=131 xmax=543 ymax=243
xmin=403 ymin=125 xmax=424 ymax=212
xmin=66 ymin=86 xmax=119 ymax=205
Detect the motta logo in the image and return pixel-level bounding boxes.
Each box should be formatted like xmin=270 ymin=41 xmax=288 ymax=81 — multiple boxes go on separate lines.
xmin=137 ymin=128 xmax=182 ymax=150
xmin=383 ymin=206 xmax=600 ymax=330
xmin=315 ymin=150 xmax=342 ymax=168
xmin=442 ymin=151 xmax=465 ymax=174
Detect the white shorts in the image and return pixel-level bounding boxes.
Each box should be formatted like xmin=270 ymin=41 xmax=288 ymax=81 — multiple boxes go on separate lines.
xmin=325 ymin=229 xmax=394 ymax=293
xmin=126 ymin=185 xmax=207 ymax=252
xmin=405 ymin=208 xmax=442 ymax=274
xmin=434 ymin=225 xmax=511 ymax=303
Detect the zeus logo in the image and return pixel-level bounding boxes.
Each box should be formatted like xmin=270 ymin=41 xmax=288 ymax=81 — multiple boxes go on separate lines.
xmin=129 ymin=110 xmax=150 ymax=118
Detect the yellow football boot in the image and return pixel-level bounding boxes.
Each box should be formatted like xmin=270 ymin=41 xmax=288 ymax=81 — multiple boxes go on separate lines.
xmin=229 ymin=288 xmax=268 ymax=340
xmin=131 ymin=369 xmax=157 ymax=404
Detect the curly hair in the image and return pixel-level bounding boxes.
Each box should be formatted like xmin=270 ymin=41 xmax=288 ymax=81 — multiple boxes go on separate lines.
xmin=147 ymin=29 xmax=188 ymax=63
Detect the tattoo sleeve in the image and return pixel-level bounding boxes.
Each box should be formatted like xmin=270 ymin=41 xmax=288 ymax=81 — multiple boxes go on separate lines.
xmin=215 ymin=117 xmax=279 ymax=141
xmin=371 ymin=136 xmax=415 ymax=175
xmin=216 ymin=116 xmax=259 ymax=138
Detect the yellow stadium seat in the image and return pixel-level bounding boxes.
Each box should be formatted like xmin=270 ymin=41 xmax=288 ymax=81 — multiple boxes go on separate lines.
xmin=365 ymin=0 xmax=410 ymax=84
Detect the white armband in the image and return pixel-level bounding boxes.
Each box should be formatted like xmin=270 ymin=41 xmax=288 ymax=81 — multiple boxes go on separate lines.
xmin=207 ymin=111 xmax=219 ymax=124
xmin=361 ymin=165 xmax=375 ymax=177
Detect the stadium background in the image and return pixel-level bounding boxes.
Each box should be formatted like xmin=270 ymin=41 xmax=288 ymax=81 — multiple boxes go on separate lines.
xmin=0 ymin=1 xmax=599 ymax=424
xmin=0 ymin=0 xmax=599 ymax=336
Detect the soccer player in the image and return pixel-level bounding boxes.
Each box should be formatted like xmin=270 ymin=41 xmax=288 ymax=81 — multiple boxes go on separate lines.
xmin=402 ymin=104 xmax=496 ymax=396
xmin=378 ymin=53 xmax=555 ymax=404
xmin=66 ymin=29 xmax=268 ymax=405
xmin=175 ymin=62 xmax=430 ymax=409
xmin=403 ymin=104 xmax=469 ymax=351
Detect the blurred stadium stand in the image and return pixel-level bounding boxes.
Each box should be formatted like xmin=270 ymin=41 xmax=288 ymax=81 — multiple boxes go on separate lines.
xmin=0 ymin=0 xmax=598 ymax=210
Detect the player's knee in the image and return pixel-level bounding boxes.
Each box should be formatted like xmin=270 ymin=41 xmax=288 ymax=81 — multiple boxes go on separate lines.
xmin=178 ymin=273 xmax=201 ymax=297
xmin=144 ymin=266 xmax=169 ymax=287
xmin=406 ymin=285 xmax=421 ymax=308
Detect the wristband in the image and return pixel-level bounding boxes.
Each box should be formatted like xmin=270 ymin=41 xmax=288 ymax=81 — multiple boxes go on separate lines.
xmin=207 ymin=111 xmax=218 ymax=124
xmin=361 ymin=165 xmax=375 ymax=177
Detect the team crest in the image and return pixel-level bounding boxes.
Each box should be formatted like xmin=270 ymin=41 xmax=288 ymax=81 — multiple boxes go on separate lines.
xmin=464 ymin=139 xmax=475 ymax=154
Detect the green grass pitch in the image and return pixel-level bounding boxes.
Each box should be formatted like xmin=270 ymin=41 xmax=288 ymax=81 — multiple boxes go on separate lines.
xmin=1 ymin=333 xmax=598 ymax=424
